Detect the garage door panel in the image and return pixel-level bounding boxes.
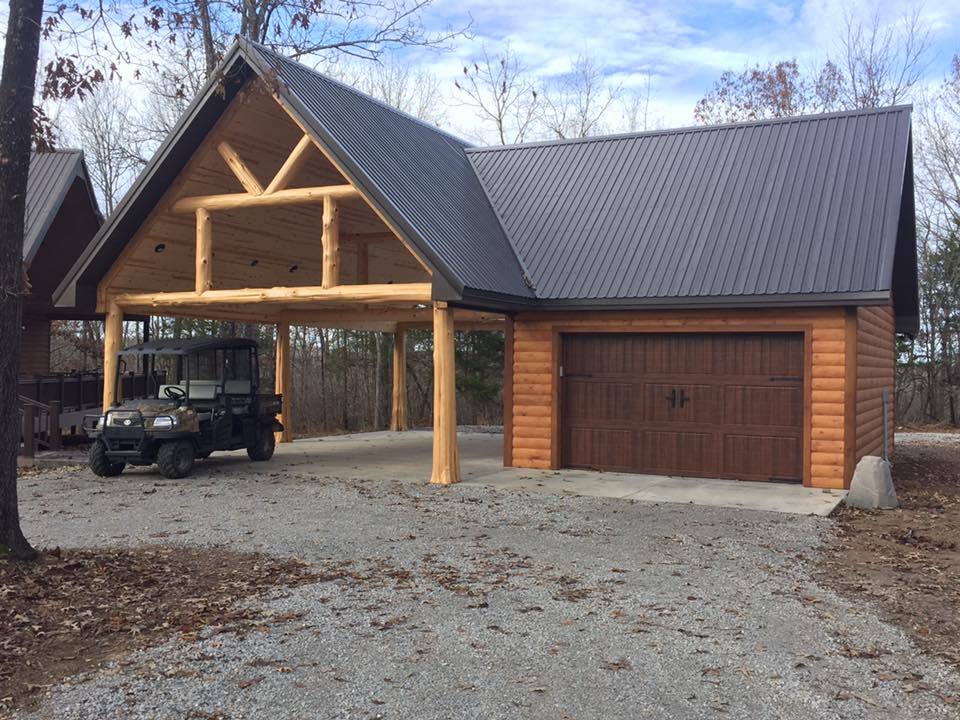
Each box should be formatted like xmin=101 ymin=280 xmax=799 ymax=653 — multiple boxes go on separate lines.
xmin=563 ymin=379 xmax=636 ymax=423
xmin=563 ymin=334 xmax=640 ymax=376
xmin=563 ymin=427 xmax=635 ymax=471
xmin=646 ymin=383 xmax=721 ymax=424
xmin=722 ymin=434 xmax=802 ymax=481
xmin=723 ymin=385 xmax=803 ymax=428
xmin=640 ymin=430 xmax=717 ymax=475
xmin=560 ymin=332 xmax=804 ymax=482
xmin=713 ymin=334 xmax=804 ymax=377
xmin=640 ymin=334 xmax=712 ymax=375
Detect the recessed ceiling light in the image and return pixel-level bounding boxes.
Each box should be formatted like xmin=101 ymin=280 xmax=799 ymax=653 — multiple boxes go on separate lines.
xmin=154 ymin=243 xmax=165 ymax=253
xmin=289 ymin=265 xmax=298 ymax=273
xmin=250 ymin=259 xmax=259 ymax=267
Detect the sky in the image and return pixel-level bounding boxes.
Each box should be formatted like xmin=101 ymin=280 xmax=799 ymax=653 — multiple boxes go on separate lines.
xmin=383 ymin=0 xmax=960 ymax=140
xmin=4 ymin=0 xmax=960 ymax=145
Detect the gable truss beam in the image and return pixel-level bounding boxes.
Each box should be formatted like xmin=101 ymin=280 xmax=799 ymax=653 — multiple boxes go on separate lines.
xmin=172 ymin=184 xmax=360 ymax=213
xmin=217 ymin=141 xmax=264 ymax=195
xmin=264 ymin=134 xmax=314 ymax=194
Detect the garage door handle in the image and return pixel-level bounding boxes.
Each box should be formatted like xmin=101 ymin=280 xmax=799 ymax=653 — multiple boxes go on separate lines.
xmin=665 ymin=388 xmax=676 ymax=408
xmin=678 ymin=388 xmax=688 ymax=408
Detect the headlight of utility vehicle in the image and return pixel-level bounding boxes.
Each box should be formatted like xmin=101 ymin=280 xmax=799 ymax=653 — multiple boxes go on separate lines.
xmin=151 ymin=415 xmax=176 ymax=430
xmin=95 ymin=415 xmax=105 ymax=430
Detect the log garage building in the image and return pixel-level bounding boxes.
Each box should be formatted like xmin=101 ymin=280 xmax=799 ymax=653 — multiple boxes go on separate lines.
xmin=54 ymin=40 xmax=917 ymax=490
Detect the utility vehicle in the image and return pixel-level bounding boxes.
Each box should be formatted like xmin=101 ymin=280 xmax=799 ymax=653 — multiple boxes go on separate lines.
xmin=84 ymin=337 xmax=282 ymax=479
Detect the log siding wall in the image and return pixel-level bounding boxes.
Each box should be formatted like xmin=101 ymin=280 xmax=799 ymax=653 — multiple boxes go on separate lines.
xmin=855 ymin=305 xmax=896 ymax=463
xmin=19 ymin=317 xmax=51 ymax=376
xmin=509 ymin=307 xmax=860 ymax=489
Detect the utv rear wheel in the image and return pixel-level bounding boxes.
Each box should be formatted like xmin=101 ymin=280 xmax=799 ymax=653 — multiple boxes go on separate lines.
xmin=247 ymin=427 xmax=276 ymax=461
xmin=89 ymin=441 xmax=125 ymax=477
xmin=157 ymin=440 xmax=195 ymax=479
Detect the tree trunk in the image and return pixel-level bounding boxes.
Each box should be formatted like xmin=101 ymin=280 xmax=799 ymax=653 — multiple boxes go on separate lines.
xmin=0 ymin=0 xmax=42 ymax=559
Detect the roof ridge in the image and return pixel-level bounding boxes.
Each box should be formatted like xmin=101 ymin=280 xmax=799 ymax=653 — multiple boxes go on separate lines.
xmin=242 ymin=39 xmax=472 ymax=148
xmin=465 ymin=104 xmax=913 ymax=154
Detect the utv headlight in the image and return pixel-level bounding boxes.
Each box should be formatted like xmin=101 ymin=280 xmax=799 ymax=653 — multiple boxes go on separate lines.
xmin=95 ymin=415 xmax=105 ymax=430
xmin=152 ymin=415 xmax=175 ymax=430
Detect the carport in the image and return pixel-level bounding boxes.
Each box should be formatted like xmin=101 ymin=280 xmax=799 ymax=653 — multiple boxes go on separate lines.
xmin=52 ymin=47 xmax=505 ymax=485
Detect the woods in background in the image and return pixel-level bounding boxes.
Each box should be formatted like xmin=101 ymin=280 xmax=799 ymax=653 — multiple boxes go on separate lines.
xmin=49 ymin=319 xmax=504 ymax=437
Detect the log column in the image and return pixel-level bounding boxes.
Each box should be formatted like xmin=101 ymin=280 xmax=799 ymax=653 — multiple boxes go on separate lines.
xmin=391 ymin=327 xmax=408 ymax=431
xmin=275 ymin=321 xmax=292 ymax=443
xmin=195 ymin=207 xmax=212 ymax=292
xmin=102 ymin=301 xmax=123 ymax=410
xmin=431 ymin=303 xmax=460 ymax=484
xmin=322 ymin=195 xmax=340 ymax=289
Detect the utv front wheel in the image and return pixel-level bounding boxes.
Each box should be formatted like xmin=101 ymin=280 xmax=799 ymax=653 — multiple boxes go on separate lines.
xmin=89 ymin=441 xmax=125 ymax=477
xmin=247 ymin=427 xmax=276 ymax=461
xmin=157 ymin=440 xmax=195 ymax=479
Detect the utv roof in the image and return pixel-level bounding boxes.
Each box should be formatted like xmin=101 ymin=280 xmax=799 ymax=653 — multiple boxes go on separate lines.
xmin=121 ymin=338 xmax=258 ymax=355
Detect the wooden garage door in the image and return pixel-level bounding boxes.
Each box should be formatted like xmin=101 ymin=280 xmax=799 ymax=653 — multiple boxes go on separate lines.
xmin=560 ymin=333 xmax=804 ymax=482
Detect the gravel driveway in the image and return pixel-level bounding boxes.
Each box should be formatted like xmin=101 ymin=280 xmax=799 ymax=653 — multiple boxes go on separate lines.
xmin=15 ymin=449 xmax=960 ymax=720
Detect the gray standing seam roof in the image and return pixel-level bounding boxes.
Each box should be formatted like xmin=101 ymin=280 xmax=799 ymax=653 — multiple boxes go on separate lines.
xmin=25 ymin=150 xmax=100 ymax=264
xmin=245 ymin=41 xmax=534 ymax=299
xmin=51 ymin=40 xmax=914 ymax=315
xmin=467 ymin=106 xmax=912 ymax=302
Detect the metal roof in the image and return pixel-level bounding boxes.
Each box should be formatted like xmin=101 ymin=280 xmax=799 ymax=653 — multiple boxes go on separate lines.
xmin=52 ymin=41 xmax=914 ymax=321
xmin=122 ymin=337 xmax=258 ymax=355
xmin=467 ymin=106 xmax=913 ymax=303
xmin=244 ymin=41 xmax=533 ymax=300
xmin=24 ymin=150 xmax=101 ymax=264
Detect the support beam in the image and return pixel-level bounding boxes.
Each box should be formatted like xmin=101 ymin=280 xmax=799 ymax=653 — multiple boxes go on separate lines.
xmin=275 ymin=321 xmax=292 ymax=443
xmin=172 ymin=184 xmax=360 ymax=213
xmin=217 ymin=141 xmax=264 ymax=195
xmin=391 ymin=328 xmax=408 ymax=431
xmin=431 ymin=303 xmax=460 ymax=484
xmin=195 ymin=207 xmax=213 ymax=293
xmin=322 ymin=195 xmax=340 ymax=289
xmin=114 ymin=282 xmax=433 ymax=311
xmin=102 ymin=302 xmax=123 ymax=410
xmin=264 ymin=134 xmax=313 ymax=194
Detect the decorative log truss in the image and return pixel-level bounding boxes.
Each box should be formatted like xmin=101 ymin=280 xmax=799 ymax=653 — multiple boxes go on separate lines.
xmin=100 ymin=128 xmax=504 ymax=485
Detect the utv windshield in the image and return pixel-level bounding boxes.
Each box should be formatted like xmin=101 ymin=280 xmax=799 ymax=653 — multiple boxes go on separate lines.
xmin=120 ymin=348 xmax=256 ymax=402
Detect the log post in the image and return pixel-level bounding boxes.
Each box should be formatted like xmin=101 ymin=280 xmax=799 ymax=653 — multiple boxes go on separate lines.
xmin=431 ymin=303 xmax=460 ymax=484
xmin=391 ymin=327 xmax=408 ymax=431
xmin=102 ymin=301 xmax=123 ymax=410
xmin=275 ymin=321 xmax=292 ymax=443
xmin=322 ymin=195 xmax=340 ymax=289
xmin=195 ymin=207 xmax=213 ymax=293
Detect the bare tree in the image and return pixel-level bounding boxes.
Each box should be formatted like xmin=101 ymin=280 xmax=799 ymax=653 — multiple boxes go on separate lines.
xmin=620 ymin=73 xmax=654 ymax=133
xmin=454 ymin=44 xmax=541 ymax=145
xmin=694 ymin=59 xmax=843 ymax=125
xmin=134 ymin=0 xmax=469 ymax=78
xmin=540 ymin=55 xmax=622 ymax=139
xmin=329 ymin=54 xmax=445 ymax=124
xmin=838 ymin=7 xmax=931 ymax=108
xmin=64 ymin=83 xmax=144 ymax=213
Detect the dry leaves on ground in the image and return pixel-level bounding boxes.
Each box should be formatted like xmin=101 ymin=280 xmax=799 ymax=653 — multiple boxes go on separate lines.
xmin=0 ymin=546 xmax=320 ymax=713
xmin=817 ymin=441 xmax=960 ymax=670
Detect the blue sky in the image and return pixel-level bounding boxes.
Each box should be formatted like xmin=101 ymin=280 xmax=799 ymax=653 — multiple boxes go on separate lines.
xmin=398 ymin=0 xmax=960 ymax=139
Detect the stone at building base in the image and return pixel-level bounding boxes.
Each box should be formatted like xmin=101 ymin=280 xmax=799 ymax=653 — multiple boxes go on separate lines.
xmin=846 ymin=455 xmax=898 ymax=509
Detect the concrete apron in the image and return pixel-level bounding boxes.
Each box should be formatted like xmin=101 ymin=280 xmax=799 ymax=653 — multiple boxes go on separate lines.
xmin=274 ymin=431 xmax=844 ymax=518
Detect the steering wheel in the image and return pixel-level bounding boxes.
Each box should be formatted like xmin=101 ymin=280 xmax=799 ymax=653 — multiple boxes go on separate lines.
xmin=163 ymin=385 xmax=186 ymax=400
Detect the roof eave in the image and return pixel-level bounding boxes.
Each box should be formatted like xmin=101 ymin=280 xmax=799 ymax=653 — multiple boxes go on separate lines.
xmin=456 ymin=289 xmax=894 ymax=314
xmin=53 ymin=44 xmax=252 ymax=309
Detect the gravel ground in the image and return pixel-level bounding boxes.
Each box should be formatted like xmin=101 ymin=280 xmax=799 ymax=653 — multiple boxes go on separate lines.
xmin=14 ymin=455 xmax=960 ymax=720
xmin=897 ymin=431 xmax=960 ymax=446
